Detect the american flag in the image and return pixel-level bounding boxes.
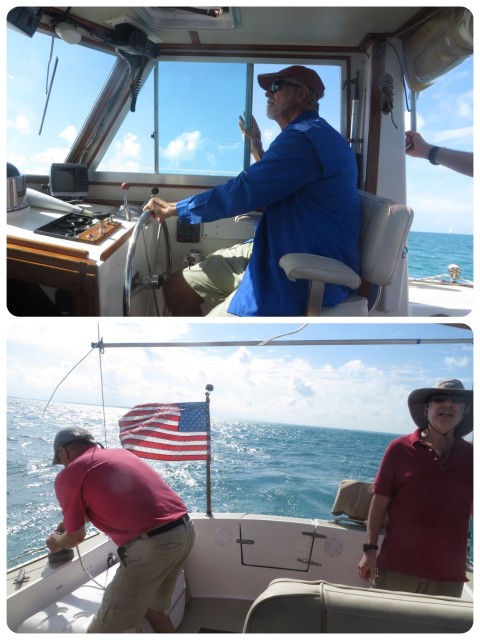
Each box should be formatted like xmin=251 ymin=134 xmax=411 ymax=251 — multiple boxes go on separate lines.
xmin=118 ymin=402 xmax=210 ymax=461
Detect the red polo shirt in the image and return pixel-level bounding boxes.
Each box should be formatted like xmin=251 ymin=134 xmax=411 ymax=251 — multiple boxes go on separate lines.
xmin=55 ymin=447 xmax=188 ymax=546
xmin=373 ymin=430 xmax=473 ymax=582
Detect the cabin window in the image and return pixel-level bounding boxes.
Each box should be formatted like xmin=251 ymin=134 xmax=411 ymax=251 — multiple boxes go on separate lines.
xmin=6 ymin=28 xmax=116 ymax=175
xmin=7 ymin=21 xmax=343 ymax=179
xmin=101 ymin=61 xmax=247 ymax=176
xmin=101 ymin=60 xmax=343 ymax=177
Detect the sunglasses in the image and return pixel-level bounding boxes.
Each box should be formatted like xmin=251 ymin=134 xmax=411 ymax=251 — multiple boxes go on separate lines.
xmin=428 ymin=394 xmax=466 ymax=404
xmin=268 ymin=80 xmax=302 ymax=93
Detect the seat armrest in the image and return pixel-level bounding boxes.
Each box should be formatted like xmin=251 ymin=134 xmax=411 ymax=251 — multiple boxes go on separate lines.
xmin=235 ymin=213 xmax=263 ymax=225
xmin=279 ymin=254 xmax=361 ymax=289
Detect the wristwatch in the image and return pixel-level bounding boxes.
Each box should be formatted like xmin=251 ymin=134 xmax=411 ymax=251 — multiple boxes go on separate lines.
xmin=362 ymin=543 xmax=379 ymax=552
xmin=428 ymin=145 xmax=440 ymax=165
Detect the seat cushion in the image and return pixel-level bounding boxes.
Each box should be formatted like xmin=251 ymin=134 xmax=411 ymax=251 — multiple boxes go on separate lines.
xmin=358 ymin=191 xmax=413 ymax=285
xmin=319 ymin=294 xmax=368 ymax=316
xmin=243 ymin=579 xmax=473 ymax=634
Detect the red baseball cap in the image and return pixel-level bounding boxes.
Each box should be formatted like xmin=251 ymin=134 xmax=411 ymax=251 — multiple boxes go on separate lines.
xmin=257 ymin=65 xmax=325 ymax=99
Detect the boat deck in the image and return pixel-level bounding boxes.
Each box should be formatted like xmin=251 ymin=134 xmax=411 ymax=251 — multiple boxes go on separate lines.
xmin=408 ymin=280 xmax=473 ymax=317
xmin=177 ymin=597 xmax=253 ymax=633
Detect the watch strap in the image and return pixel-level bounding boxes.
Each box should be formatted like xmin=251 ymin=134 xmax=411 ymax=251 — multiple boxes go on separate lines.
xmin=362 ymin=543 xmax=379 ymax=552
xmin=428 ymin=145 xmax=440 ymax=165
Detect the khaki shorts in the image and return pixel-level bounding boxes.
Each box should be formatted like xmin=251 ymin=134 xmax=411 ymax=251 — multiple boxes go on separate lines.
xmin=183 ymin=242 xmax=253 ymax=316
xmin=88 ymin=519 xmax=195 ymax=632
xmin=373 ymin=568 xmax=464 ymax=598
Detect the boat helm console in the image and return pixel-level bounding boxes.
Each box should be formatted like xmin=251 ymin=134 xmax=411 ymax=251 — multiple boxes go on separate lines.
xmin=34 ymin=211 xmax=121 ymax=244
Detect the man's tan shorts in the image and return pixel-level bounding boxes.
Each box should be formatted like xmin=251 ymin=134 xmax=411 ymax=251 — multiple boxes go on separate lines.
xmin=183 ymin=241 xmax=253 ymax=316
xmin=88 ymin=519 xmax=195 ymax=632
xmin=373 ymin=568 xmax=464 ymax=598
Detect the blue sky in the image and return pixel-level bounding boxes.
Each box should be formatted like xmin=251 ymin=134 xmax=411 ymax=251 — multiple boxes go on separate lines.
xmin=6 ymin=319 xmax=473 ymax=434
xmin=5 ymin=12 xmax=473 ymax=234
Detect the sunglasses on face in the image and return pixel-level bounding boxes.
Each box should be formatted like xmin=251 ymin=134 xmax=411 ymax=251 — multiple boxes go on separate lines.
xmin=268 ymin=80 xmax=302 ymax=93
xmin=428 ymin=394 xmax=466 ymax=404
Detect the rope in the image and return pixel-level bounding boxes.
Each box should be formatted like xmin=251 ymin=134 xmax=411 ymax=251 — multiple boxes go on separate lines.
xmin=75 ymin=545 xmax=108 ymax=591
xmin=42 ymin=348 xmax=96 ymax=417
xmin=257 ymin=323 xmax=309 ymax=346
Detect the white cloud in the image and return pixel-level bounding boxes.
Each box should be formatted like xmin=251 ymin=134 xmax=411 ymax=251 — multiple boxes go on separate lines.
xmin=6 ymin=320 xmax=472 ymax=435
xmin=34 ymin=146 xmax=72 ymax=164
xmin=59 ymin=125 xmax=78 ymax=145
xmin=13 ymin=114 xmax=31 ymax=135
xmin=434 ymin=126 xmax=473 ymax=146
xmin=290 ymin=377 xmax=315 ymax=398
xmin=97 ymin=133 xmax=142 ymax=172
xmin=159 ymin=131 xmax=202 ymax=166
xmin=444 ymin=356 xmax=469 ymax=368
xmin=454 ymin=90 xmax=473 ymax=120
xmin=7 ymin=142 xmax=71 ymax=173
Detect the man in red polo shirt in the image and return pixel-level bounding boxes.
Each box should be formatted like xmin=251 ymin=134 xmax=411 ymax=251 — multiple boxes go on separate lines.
xmin=46 ymin=427 xmax=195 ymax=632
xmin=358 ymin=379 xmax=473 ymax=597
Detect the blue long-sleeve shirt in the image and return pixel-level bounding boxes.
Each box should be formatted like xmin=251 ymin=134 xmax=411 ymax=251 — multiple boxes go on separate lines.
xmin=176 ymin=110 xmax=360 ymax=316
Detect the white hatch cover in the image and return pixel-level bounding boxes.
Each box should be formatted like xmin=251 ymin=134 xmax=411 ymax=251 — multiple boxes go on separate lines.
xmin=238 ymin=515 xmax=316 ymax=571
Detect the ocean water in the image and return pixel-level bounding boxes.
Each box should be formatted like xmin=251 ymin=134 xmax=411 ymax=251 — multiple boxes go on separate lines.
xmin=407 ymin=232 xmax=473 ymax=281
xmin=7 ymin=396 xmax=396 ymax=569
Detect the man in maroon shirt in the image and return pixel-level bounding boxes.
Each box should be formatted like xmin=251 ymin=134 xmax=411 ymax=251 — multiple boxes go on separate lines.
xmin=358 ymin=379 xmax=473 ymax=597
xmin=46 ymin=428 xmax=195 ymax=632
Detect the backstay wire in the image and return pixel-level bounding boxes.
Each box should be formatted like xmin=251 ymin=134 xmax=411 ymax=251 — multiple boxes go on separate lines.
xmin=42 ymin=323 xmax=109 ymax=447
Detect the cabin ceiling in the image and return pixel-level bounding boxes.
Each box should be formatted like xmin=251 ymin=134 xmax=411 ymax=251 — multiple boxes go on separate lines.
xmin=41 ymin=6 xmax=430 ymax=49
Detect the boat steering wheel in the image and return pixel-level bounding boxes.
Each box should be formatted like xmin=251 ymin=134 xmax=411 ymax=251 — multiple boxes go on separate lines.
xmin=123 ymin=208 xmax=172 ymax=316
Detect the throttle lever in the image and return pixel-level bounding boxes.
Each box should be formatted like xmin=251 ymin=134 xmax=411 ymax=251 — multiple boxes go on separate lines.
xmin=122 ymin=182 xmax=132 ymax=221
xmin=141 ymin=186 xmax=160 ymax=210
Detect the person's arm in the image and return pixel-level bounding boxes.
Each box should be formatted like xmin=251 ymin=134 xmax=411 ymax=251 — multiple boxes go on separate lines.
xmin=145 ymin=126 xmax=320 ymax=224
xmin=239 ymin=115 xmax=264 ymax=162
xmin=46 ymin=524 xmax=86 ymax=552
xmin=358 ymin=494 xmax=389 ymax=582
xmin=405 ymin=130 xmax=473 ymax=177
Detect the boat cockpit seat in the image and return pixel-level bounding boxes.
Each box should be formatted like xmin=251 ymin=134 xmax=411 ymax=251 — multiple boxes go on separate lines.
xmin=243 ymin=579 xmax=473 ymax=634
xmin=330 ymin=479 xmax=375 ymax=527
xmin=279 ymin=190 xmax=414 ymax=316
xmin=330 ymin=479 xmax=387 ymax=541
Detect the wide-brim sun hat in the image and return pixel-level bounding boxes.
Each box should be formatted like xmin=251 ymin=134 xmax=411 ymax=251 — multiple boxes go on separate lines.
xmin=52 ymin=427 xmax=102 ymax=465
xmin=257 ymin=65 xmax=325 ymax=99
xmin=408 ymin=379 xmax=473 ymax=437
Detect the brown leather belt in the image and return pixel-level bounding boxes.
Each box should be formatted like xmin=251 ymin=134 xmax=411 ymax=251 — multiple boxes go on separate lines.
xmin=146 ymin=514 xmax=189 ymax=538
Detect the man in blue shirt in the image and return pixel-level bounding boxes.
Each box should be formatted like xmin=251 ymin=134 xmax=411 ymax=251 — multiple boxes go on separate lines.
xmin=144 ymin=65 xmax=360 ymax=316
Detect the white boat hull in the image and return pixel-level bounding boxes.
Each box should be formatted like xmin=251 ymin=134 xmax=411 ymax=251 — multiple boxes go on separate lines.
xmin=8 ymin=513 xmax=473 ymax=634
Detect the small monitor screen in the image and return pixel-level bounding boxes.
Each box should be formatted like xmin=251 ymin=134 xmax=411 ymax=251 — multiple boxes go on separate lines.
xmin=55 ymin=168 xmax=76 ymax=192
xmin=50 ymin=163 xmax=89 ymax=199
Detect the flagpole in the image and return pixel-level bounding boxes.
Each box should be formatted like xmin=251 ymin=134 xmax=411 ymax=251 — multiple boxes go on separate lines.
xmin=205 ymin=384 xmax=213 ymax=516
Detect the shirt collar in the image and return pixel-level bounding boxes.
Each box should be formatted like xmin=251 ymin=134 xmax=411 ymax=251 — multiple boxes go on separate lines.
xmin=411 ymin=427 xmax=462 ymax=449
xmin=290 ymin=110 xmax=318 ymax=125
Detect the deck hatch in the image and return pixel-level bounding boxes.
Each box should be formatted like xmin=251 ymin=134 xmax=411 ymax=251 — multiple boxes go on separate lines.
xmin=239 ymin=516 xmax=315 ymax=571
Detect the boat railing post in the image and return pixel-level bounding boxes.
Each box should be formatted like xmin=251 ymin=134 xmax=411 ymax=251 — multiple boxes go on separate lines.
xmin=205 ymin=385 xmax=214 ymax=516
